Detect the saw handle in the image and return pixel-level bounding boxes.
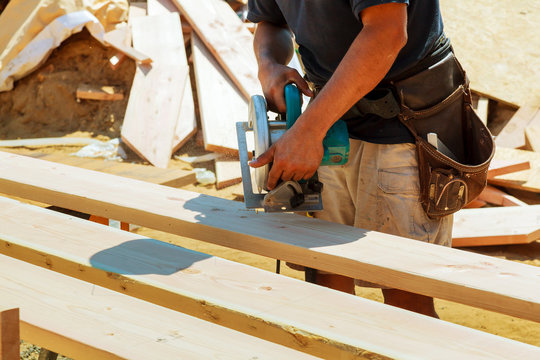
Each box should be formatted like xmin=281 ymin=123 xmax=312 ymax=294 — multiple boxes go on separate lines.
xmin=283 ymin=83 xmax=349 ymax=166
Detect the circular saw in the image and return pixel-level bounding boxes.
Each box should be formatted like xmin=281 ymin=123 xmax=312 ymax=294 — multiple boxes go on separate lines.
xmin=236 ymin=84 xmax=350 ymax=212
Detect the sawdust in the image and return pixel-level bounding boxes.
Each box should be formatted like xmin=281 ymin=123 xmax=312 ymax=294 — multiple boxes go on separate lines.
xmin=0 ymin=29 xmax=135 ymax=140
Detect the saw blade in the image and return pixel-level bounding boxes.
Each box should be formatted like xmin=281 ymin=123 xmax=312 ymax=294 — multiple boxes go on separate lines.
xmin=249 ymin=95 xmax=270 ymax=193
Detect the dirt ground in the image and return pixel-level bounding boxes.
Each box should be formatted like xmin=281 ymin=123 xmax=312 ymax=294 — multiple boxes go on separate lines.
xmin=2 ymin=7 xmax=539 ymax=360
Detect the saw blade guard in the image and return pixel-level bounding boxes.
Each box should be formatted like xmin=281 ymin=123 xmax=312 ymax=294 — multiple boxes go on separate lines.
xmin=249 ymin=95 xmax=270 ymax=192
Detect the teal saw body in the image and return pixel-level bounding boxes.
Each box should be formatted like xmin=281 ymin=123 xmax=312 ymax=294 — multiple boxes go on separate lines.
xmin=236 ymin=83 xmax=349 ymax=212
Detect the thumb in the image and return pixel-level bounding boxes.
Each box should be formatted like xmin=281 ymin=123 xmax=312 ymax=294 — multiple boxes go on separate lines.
xmin=249 ymin=146 xmax=275 ymax=168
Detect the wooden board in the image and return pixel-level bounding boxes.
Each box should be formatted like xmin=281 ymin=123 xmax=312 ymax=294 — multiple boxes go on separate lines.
xmin=477 ymin=185 xmax=528 ymax=207
xmin=488 ymin=147 xmax=540 ymax=193
xmin=0 ymin=307 xmax=19 ymax=360
xmin=121 ymin=13 xmax=189 ymax=168
xmin=2 ymin=149 xmax=195 ymax=187
xmin=453 ymin=206 xmax=540 ymax=247
xmin=215 ymin=158 xmax=242 ymax=189
xmin=1 ymin=199 xmax=538 ymax=360
xmin=103 ymin=29 xmax=151 ymax=64
xmin=1 ymin=152 xmax=540 ymax=323
xmin=525 ymin=126 xmax=540 ymax=152
xmin=439 ymin=1 xmax=540 ymax=107
xmin=0 ymin=255 xmax=315 ymax=360
xmin=76 ymin=84 xmax=124 ymax=101
xmin=495 ymin=106 xmax=539 ymax=149
xmin=172 ymin=0 xmax=261 ymax=99
xmin=143 ymin=3 xmax=197 ymax=152
xmin=191 ymin=35 xmax=250 ymax=154
xmin=488 ymin=159 xmax=531 ymax=179
xmin=0 ymin=137 xmax=98 ymax=148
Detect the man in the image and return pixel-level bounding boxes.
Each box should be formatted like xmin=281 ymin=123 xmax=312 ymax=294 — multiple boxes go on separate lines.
xmin=247 ymin=0 xmax=454 ymax=317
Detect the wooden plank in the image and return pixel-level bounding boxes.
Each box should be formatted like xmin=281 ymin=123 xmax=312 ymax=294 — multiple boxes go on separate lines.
xmin=0 ymin=138 xmax=98 ymax=148
xmin=452 ymin=206 xmax=540 ymax=247
xmin=121 ymin=13 xmax=189 ymax=168
xmin=488 ymin=147 xmax=540 ymax=193
xmin=525 ymin=126 xmax=540 ymax=152
xmin=215 ymin=158 xmax=242 ymax=189
xmin=477 ymin=185 xmax=529 ymax=207
xmin=488 ymin=159 xmax=531 ymax=179
xmin=76 ymin=84 xmax=124 ymax=101
xmin=128 ymin=2 xmax=147 ymax=24
xmin=172 ymin=0 xmax=261 ymax=99
xmin=1 ymin=152 xmax=540 ymax=322
xmin=495 ymin=106 xmax=539 ymax=149
xmin=191 ymin=35 xmax=250 ymax=154
xmin=145 ymin=1 xmax=198 ymax=153
xmin=5 ymin=151 xmax=195 ymax=187
xmin=1 ymin=199 xmax=538 ymax=360
xmin=103 ymin=29 xmax=152 ymax=64
xmin=0 ymin=307 xmax=19 ymax=360
xmin=0 ymin=255 xmax=315 ymax=360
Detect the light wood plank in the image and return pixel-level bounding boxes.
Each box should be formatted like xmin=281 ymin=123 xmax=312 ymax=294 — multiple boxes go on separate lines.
xmin=128 ymin=2 xmax=147 ymax=24
xmin=0 ymin=198 xmax=538 ymax=360
xmin=103 ymin=29 xmax=151 ymax=64
xmin=0 ymin=255 xmax=316 ymax=360
xmin=215 ymin=158 xmax=242 ymax=189
xmin=452 ymin=206 xmax=540 ymax=247
xmin=172 ymin=0 xmax=261 ymax=99
xmin=1 ymin=151 xmax=540 ymax=322
xmin=495 ymin=106 xmax=539 ymax=149
xmin=144 ymin=2 xmax=198 ymax=152
xmin=525 ymin=126 xmax=540 ymax=152
xmin=0 ymin=138 xmax=98 ymax=148
xmin=0 ymin=307 xmax=19 ymax=360
xmin=477 ymin=185 xmax=529 ymax=207
xmin=488 ymin=159 xmax=531 ymax=179
xmin=488 ymin=147 xmax=540 ymax=193
xmin=121 ymin=13 xmax=190 ymax=168
xmin=76 ymin=84 xmax=124 ymax=101
xmin=2 ymin=150 xmax=195 ymax=187
xmin=191 ymin=35 xmax=250 ymax=154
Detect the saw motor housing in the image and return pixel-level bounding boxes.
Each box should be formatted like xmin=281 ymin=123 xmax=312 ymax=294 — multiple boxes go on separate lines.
xmin=236 ymin=84 xmax=349 ymax=212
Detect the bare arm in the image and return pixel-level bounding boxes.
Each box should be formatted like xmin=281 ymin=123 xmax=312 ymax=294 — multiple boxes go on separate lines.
xmin=251 ymin=3 xmax=408 ymax=189
xmin=253 ymin=21 xmax=313 ymax=112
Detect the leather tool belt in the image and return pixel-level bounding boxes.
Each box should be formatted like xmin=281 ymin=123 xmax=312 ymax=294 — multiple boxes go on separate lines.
xmin=391 ymin=51 xmax=495 ymax=218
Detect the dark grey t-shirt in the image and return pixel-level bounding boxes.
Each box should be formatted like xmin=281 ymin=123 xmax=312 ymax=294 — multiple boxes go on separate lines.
xmin=248 ymin=0 xmax=444 ymax=144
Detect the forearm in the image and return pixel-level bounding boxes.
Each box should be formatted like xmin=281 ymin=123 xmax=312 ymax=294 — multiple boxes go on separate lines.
xmin=253 ymin=21 xmax=295 ymax=68
xmin=296 ymin=6 xmax=407 ymax=140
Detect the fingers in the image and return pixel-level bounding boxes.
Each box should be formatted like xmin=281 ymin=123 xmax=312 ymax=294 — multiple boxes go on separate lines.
xmin=264 ymin=67 xmax=313 ymax=112
xmin=249 ymin=145 xmax=275 ymax=168
xmin=289 ymin=70 xmax=314 ymax=98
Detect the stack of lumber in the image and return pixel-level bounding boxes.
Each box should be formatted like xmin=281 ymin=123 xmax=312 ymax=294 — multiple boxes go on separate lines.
xmin=1 ymin=150 xmax=539 ymax=359
xmin=114 ymin=0 xmax=259 ymax=171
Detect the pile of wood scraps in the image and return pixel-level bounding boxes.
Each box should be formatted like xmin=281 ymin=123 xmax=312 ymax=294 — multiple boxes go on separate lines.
xmin=454 ymin=102 xmax=540 ymax=247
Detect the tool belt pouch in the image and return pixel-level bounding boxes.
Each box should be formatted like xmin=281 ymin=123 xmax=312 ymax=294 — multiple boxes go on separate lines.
xmin=394 ymin=53 xmax=495 ymax=218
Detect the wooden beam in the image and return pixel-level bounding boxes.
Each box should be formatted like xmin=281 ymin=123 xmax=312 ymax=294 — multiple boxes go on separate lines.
xmin=191 ymin=35 xmax=250 ymax=154
xmin=477 ymin=185 xmax=529 ymax=207
xmin=215 ymin=158 xmax=242 ymax=189
xmin=103 ymin=29 xmax=151 ymax=64
xmin=1 ymin=151 xmax=540 ymax=322
xmin=495 ymin=106 xmax=539 ymax=149
xmin=0 ymin=255 xmax=314 ymax=360
xmin=171 ymin=0 xmax=261 ymax=99
xmin=525 ymin=126 xmax=540 ymax=152
xmin=76 ymin=84 xmax=124 ymax=101
xmin=121 ymin=13 xmax=189 ymax=168
xmin=0 ymin=138 xmax=98 ymax=148
xmin=0 ymin=199 xmax=538 ymax=359
xmin=3 ymin=150 xmax=195 ymax=187
xmin=488 ymin=159 xmax=531 ymax=179
xmin=452 ymin=206 xmax=540 ymax=247
xmin=488 ymin=147 xmax=540 ymax=193
xmin=0 ymin=307 xmax=19 ymax=360
xmin=143 ymin=4 xmax=197 ymax=153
